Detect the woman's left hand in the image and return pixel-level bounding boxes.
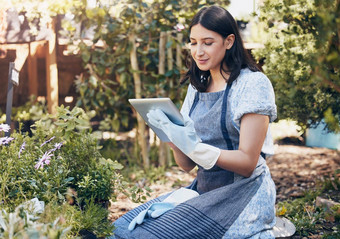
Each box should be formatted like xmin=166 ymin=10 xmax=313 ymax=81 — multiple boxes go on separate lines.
xmin=147 ymin=109 xmax=201 ymax=154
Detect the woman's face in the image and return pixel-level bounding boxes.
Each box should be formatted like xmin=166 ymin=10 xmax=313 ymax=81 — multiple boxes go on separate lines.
xmin=190 ymin=24 xmax=232 ymax=72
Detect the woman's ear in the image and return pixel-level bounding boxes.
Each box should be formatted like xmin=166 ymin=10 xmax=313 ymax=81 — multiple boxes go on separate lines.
xmin=224 ymin=34 xmax=235 ymax=50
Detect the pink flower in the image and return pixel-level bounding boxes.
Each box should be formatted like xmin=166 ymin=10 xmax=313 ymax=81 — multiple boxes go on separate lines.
xmin=174 ymin=23 xmax=185 ymax=32
xmin=0 ymin=124 xmax=10 ymax=133
xmin=34 ymin=150 xmax=53 ymax=169
xmin=50 ymin=142 xmax=63 ymax=153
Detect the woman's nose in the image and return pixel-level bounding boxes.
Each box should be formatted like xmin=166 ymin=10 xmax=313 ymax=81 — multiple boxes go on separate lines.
xmin=196 ymin=45 xmax=204 ymax=56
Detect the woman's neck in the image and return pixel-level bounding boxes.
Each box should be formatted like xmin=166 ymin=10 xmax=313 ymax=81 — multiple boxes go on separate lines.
xmin=206 ymin=68 xmax=230 ymax=92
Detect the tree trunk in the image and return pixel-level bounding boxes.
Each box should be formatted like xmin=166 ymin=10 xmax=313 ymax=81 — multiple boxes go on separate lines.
xmin=158 ymin=31 xmax=168 ymax=167
xmin=129 ymin=33 xmax=149 ymax=169
xmin=46 ymin=18 xmax=58 ymax=115
xmin=167 ymin=30 xmax=174 ymax=90
xmin=176 ymin=33 xmax=183 ymax=73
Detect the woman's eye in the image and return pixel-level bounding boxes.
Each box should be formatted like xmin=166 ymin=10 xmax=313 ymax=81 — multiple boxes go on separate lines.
xmin=205 ymin=42 xmax=213 ymax=46
xmin=190 ymin=42 xmax=197 ymax=46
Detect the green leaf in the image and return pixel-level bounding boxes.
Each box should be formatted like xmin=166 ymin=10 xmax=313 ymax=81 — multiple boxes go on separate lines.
xmin=81 ymin=52 xmax=91 ymax=63
xmin=89 ymin=76 xmax=98 ymax=88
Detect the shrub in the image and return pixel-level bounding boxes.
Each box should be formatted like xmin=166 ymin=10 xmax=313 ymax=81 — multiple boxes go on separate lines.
xmin=0 ymin=106 xmax=124 ymax=237
xmin=252 ymin=0 xmax=340 ymax=132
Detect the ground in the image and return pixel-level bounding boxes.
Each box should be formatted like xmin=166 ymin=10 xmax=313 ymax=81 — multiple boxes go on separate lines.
xmin=108 ymin=144 xmax=340 ymax=237
xmin=268 ymin=144 xmax=339 ymax=202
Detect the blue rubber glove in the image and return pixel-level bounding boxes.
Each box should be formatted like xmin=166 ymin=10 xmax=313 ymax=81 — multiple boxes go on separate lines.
xmin=128 ymin=202 xmax=175 ymax=231
xmin=147 ymin=109 xmax=201 ymax=155
xmin=128 ymin=188 xmax=199 ymax=231
xmin=147 ymin=109 xmax=220 ymax=169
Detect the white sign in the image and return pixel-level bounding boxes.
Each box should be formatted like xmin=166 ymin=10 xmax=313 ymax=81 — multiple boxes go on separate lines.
xmin=11 ymin=68 xmax=19 ymax=85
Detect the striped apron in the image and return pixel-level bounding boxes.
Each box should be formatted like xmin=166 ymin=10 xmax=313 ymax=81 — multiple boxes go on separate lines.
xmin=110 ymin=83 xmax=275 ymax=239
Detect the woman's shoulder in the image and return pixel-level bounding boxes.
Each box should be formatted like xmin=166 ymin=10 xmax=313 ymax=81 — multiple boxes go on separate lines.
xmin=188 ymin=83 xmax=197 ymax=92
xmin=233 ymin=68 xmax=273 ymax=90
xmin=237 ymin=68 xmax=270 ymax=83
xmin=186 ymin=83 xmax=198 ymax=97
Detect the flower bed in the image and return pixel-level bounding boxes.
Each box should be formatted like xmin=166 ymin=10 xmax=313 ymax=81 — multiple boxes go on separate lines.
xmin=0 ymin=106 xmax=124 ymax=238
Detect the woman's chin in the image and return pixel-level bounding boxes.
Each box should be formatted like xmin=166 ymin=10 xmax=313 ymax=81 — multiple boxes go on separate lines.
xmin=197 ymin=65 xmax=210 ymax=71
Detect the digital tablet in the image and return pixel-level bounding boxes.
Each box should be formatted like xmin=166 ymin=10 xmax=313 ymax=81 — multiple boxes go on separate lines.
xmin=129 ymin=98 xmax=184 ymax=142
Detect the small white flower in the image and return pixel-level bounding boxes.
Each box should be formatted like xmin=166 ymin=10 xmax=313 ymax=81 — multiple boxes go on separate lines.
xmin=0 ymin=124 xmax=10 ymax=133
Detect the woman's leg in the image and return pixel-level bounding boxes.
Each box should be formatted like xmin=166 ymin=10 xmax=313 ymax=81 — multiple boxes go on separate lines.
xmin=223 ymin=167 xmax=276 ymax=239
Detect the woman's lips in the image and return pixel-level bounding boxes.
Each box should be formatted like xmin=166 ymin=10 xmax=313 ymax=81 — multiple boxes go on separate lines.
xmin=197 ymin=59 xmax=208 ymax=64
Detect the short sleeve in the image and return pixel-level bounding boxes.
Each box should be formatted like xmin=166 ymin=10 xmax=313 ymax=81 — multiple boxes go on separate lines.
xmin=232 ymin=72 xmax=277 ymax=126
xmin=180 ymin=84 xmax=196 ymax=116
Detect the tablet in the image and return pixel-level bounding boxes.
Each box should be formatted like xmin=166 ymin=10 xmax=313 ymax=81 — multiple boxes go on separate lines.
xmin=129 ymin=98 xmax=184 ymax=142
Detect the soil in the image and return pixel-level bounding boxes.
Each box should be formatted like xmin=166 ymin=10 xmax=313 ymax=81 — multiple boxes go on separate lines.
xmin=108 ymin=144 xmax=340 ymax=236
xmin=267 ymin=144 xmax=340 ymax=203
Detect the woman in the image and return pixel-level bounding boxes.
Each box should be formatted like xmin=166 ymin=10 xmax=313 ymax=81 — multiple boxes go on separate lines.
xmin=111 ymin=5 xmax=277 ymax=238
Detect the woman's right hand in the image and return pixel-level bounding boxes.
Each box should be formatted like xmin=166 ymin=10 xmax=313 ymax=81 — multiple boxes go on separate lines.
xmin=148 ymin=109 xmax=219 ymax=170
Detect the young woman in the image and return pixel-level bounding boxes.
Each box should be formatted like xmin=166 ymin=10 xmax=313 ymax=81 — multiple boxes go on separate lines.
xmin=111 ymin=5 xmax=277 ymax=239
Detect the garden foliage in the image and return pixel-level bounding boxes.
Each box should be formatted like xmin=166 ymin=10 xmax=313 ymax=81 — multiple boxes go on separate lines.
xmin=253 ymin=0 xmax=340 ymax=132
xmin=63 ymin=0 xmax=230 ymax=132
xmin=0 ymin=106 xmax=124 ymax=238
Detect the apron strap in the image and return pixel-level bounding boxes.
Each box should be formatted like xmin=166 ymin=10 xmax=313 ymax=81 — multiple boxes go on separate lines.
xmin=221 ymin=83 xmax=233 ymax=150
xmin=221 ymin=83 xmax=267 ymax=159
xmin=189 ymin=91 xmax=200 ymax=117
xmin=189 ymin=85 xmax=234 ymax=150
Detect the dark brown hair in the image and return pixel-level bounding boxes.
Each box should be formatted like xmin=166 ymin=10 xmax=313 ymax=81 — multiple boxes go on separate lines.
xmin=181 ymin=6 xmax=260 ymax=92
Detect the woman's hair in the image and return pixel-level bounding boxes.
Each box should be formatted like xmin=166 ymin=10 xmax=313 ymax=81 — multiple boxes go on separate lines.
xmin=181 ymin=5 xmax=260 ymax=92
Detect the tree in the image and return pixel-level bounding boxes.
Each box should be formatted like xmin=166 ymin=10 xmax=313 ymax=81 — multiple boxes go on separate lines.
xmin=65 ymin=0 xmax=230 ymax=168
xmin=252 ymin=0 xmax=340 ymax=132
xmin=11 ymin=0 xmax=231 ymax=168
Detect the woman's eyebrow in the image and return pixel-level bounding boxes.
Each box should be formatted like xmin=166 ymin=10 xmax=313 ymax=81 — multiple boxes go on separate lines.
xmin=189 ymin=37 xmax=215 ymax=40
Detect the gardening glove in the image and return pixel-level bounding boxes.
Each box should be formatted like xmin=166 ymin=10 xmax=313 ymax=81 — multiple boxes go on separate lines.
xmin=128 ymin=188 xmax=199 ymax=231
xmin=128 ymin=202 xmax=175 ymax=231
xmin=147 ymin=109 xmax=220 ymax=169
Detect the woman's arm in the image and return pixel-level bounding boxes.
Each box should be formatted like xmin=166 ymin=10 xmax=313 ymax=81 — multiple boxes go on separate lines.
xmin=216 ymin=113 xmax=269 ymax=177
xmin=169 ymin=113 xmax=268 ymax=175
xmin=167 ymin=142 xmax=197 ymax=172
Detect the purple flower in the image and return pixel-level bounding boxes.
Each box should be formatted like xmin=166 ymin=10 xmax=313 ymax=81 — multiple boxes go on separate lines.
xmin=19 ymin=142 xmax=26 ymax=158
xmin=50 ymin=142 xmax=63 ymax=153
xmin=40 ymin=136 xmax=55 ymax=147
xmin=0 ymin=136 xmax=14 ymax=145
xmin=54 ymin=142 xmax=63 ymax=150
xmin=34 ymin=150 xmax=53 ymax=169
xmin=0 ymin=124 xmax=10 ymax=133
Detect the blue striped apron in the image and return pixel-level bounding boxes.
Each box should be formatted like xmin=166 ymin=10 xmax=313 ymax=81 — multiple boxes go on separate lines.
xmin=111 ymin=83 xmax=267 ymax=239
